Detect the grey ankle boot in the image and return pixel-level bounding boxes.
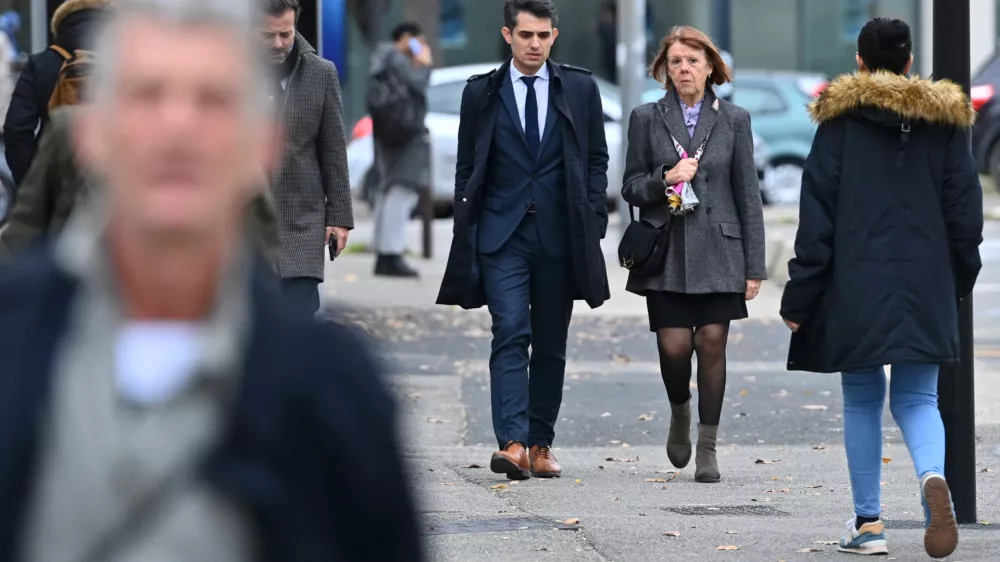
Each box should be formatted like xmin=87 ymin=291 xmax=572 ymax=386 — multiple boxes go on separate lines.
xmin=694 ymin=424 xmax=721 ymax=483
xmin=666 ymin=401 xmax=692 ymax=468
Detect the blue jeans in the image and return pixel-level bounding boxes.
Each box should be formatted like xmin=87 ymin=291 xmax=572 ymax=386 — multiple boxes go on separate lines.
xmin=842 ymin=363 xmax=945 ymax=518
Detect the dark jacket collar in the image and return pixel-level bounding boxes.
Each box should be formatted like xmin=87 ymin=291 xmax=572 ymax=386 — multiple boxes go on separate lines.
xmin=488 ymin=59 xmax=567 ymax=93
xmin=809 ymin=71 xmax=975 ymax=127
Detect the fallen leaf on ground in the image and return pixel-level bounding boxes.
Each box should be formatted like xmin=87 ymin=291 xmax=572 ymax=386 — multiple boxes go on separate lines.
xmin=726 ymin=530 xmax=740 ymax=535
xmin=806 ymin=485 xmax=823 ymax=489
xmin=764 ymin=488 xmax=790 ymax=493
xmin=645 ymin=478 xmax=668 ymax=483
xmin=739 ymin=389 xmax=748 ymax=396
xmin=981 ymin=467 xmax=994 ymax=473
xmin=882 ymin=457 xmax=892 ymax=464
xmin=664 ymin=531 xmax=681 ymax=537
xmin=534 ymin=547 xmax=548 ymax=552
xmin=426 ymin=418 xmax=451 ymax=423
xmin=575 ymin=479 xmax=582 ymax=484
xmin=801 ymin=405 xmax=828 ymax=411
xmin=716 ymin=545 xmax=740 ymax=551
xmin=813 ymin=445 xmax=827 ymax=450
xmin=490 ymin=484 xmax=507 ymax=490
xmin=462 ymin=464 xmax=483 ymax=469
xmin=440 ymin=482 xmax=456 ymax=486
xmin=600 ymin=412 xmax=612 ymax=417
xmin=562 ymin=518 xmax=581 ymax=525
xmin=751 ymin=497 xmax=772 ymax=502
xmin=605 ymin=456 xmax=639 ymax=462
xmin=612 ymin=353 xmax=631 ymax=363
xmin=815 ymin=540 xmax=838 ymax=545
xmin=755 ymin=459 xmax=782 ymax=464
xmin=637 ymin=413 xmax=654 ymax=421
xmin=798 ymin=548 xmax=821 ymax=553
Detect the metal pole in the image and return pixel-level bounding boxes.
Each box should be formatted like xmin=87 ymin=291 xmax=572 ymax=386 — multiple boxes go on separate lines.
xmin=712 ymin=0 xmax=731 ymax=52
xmin=932 ymin=0 xmax=976 ymax=524
xmin=30 ymin=0 xmax=46 ymax=53
xmin=616 ymin=0 xmax=645 ymax=237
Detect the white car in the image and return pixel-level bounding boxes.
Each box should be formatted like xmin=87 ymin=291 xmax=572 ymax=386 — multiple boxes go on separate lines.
xmin=347 ymin=62 xmax=769 ymax=214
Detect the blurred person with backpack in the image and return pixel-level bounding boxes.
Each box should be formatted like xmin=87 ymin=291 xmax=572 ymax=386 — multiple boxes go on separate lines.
xmin=367 ymin=22 xmax=431 ymax=278
xmin=3 ymin=0 xmax=110 ymax=189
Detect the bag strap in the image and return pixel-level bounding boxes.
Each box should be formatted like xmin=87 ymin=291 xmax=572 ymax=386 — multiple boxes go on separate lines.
xmin=49 ymin=45 xmax=71 ymax=60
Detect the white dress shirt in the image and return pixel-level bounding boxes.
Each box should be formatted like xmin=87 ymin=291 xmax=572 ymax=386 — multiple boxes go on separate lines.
xmin=509 ymin=62 xmax=550 ymax=141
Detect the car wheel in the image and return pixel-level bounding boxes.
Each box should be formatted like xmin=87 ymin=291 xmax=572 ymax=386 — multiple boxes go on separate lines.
xmin=0 ymin=175 xmax=12 ymax=227
xmin=762 ymin=158 xmax=805 ymax=206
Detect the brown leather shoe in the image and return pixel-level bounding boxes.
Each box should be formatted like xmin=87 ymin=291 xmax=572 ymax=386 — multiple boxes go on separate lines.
xmin=490 ymin=441 xmax=530 ymax=480
xmin=529 ymin=445 xmax=562 ymax=478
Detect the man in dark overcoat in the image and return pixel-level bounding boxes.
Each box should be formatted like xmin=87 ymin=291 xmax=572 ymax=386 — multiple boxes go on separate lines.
xmin=436 ymin=0 xmax=610 ymax=480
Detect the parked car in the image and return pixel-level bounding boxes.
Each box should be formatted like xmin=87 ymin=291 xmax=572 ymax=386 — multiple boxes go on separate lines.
xmin=346 ymin=62 xmax=767 ymax=215
xmin=968 ymin=52 xmax=1000 ymax=186
xmin=643 ymin=70 xmax=827 ymax=205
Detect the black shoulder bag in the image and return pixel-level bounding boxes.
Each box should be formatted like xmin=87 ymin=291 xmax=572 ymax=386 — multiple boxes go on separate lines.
xmin=617 ymin=206 xmax=671 ymax=277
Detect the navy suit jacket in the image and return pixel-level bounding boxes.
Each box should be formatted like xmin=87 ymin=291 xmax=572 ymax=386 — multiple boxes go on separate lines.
xmin=0 ymin=249 xmax=424 ymax=562
xmin=437 ymin=59 xmax=611 ymax=310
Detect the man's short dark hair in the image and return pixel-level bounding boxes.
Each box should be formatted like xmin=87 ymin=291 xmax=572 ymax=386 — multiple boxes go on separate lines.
xmin=263 ymin=0 xmax=299 ymax=19
xmin=857 ymin=17 xmax=912 ymax=74
xmin=503 ymin=0 xmax=558 ymax=31
xmin=391 ymin=22 xmax=423 ymax=42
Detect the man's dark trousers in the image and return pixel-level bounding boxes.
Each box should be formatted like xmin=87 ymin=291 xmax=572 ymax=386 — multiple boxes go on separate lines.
xmin=478 ymin=72 xmax=573 ymax=449
xmin=281 ymin=277 xmax=320 ymax=316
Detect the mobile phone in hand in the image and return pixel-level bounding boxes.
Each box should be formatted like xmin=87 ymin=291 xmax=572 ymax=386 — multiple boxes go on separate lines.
xmin=328 ymin=236 xmax=337 ymax=261
xmin=408 ymin=37 xmax=422 ymax=56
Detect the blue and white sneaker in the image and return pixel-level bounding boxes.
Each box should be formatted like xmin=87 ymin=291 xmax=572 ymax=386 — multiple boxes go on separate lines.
xmin=838 ymin=517 xmax=889 ymax=555
xmin=921 ymin=473 xmax=959 ymax=558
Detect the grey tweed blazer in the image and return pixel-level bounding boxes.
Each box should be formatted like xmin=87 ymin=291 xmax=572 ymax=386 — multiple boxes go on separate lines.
xmin=272 ymin=34 xmax=353 ymax=280
xmin=621 ymin=89 xmax=767 ymax=295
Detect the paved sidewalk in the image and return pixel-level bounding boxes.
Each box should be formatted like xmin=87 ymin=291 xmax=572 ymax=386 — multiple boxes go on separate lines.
xmin=396 ymin=372 xmax=1000 ymax=562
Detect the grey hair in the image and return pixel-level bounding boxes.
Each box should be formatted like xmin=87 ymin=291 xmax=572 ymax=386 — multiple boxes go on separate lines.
xmin=89 ymin=0 xmax=270 ymax=118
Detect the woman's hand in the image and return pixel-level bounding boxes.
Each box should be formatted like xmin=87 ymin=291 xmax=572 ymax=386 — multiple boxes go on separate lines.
xmin=745 ymin=279 xmax=762 ymax=301
xmin=664 ymin=158 xmax=698 ymax=186
xmin=783 ymin=319 xmax=800 ymax=332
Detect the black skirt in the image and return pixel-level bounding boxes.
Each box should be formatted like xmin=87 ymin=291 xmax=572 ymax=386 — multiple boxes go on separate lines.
xmin=645 ymin=291 xmax=748 ymax=331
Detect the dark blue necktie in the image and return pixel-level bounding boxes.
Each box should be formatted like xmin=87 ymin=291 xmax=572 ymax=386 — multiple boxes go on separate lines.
xmin=522 ymin=76 xmax=540 ymax=156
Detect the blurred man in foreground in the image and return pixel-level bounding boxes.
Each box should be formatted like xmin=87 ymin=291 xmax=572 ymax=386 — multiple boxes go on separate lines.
xmin=0 ymin=0 xmax=422 ymax=559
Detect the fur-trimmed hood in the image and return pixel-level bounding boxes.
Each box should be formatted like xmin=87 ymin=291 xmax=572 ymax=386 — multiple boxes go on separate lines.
xmin=51 ymin=0 xmax=111 ymax=37
xmin=809 ymin=71 xmax=975 ymax=127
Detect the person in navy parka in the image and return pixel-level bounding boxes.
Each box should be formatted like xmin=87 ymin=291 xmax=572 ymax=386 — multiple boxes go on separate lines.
xmin=780 ymin=18 xmax=983 ymax=559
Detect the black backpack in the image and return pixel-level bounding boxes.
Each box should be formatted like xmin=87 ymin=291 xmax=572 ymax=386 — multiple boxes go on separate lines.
xmin=366 ymin=65 xmax=424 ymax=147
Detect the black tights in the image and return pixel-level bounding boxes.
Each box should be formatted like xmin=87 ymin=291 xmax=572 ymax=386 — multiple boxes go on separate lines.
xmin=655 ymin=323 xmax=731 ymax=426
